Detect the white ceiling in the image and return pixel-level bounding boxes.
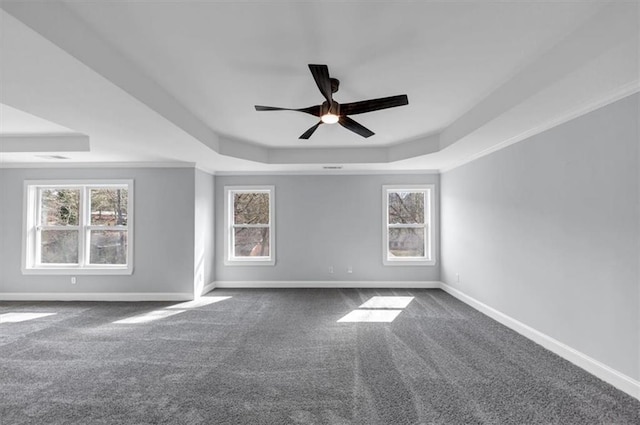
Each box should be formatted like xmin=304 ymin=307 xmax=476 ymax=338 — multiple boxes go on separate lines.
xmin=1 ymin=0 xmax=638 ymax=173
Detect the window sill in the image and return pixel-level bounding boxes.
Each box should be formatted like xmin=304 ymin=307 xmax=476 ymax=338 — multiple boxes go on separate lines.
xmin=383 ymin=259 xmax=436 ymax=266
xmin=224 ymin=258 xmax=276 ymax=266
xmin=22 ymin=266 xmax=133 ymax=275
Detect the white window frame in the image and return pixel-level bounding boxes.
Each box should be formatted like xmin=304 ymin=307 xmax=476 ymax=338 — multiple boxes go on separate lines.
xmin=224 ymin=185 xmax=275 ymax=266
xmin=382 ymin=184 xmax=435 ymax=266
xmin=22 ymin=180 xmax=134 ymax=275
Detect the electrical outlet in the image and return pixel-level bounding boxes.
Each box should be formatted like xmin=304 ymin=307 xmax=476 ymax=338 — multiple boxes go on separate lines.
xmin=71 ymin=276 xmax=77 ymax=285
xmin=456 ymin=273 xmax=460 ymax=283
xmin=328 ymin=266 xmax=334 ymax=274
xmin=347 ymin=266 xmax=353 ymax=273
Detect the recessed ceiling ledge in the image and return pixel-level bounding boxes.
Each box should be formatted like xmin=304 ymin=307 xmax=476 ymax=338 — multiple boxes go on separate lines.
xmin=438 ymin=2 xmax=638 ymax=151
xmin=268 ymin=146 xmax=389 ymax=165
xmin=213 ymin=132 xmax=443 ymax=165
xmin=218 ymin=136 xmax=269 ymax=163
xmin=0 ymin=1 xmax=221 ymax=157
xmin=387 ymin=133 xmax=440 ymax=162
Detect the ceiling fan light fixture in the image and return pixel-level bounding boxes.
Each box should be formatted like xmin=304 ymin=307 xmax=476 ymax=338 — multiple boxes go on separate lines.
xmin=254 ymin=64 xmax=409 ymax=139
xmin=320 ymin=113 xmax=339 ymax=124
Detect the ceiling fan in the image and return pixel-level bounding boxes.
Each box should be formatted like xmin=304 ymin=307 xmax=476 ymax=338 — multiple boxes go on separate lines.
xmin=255 ymin=64 xmax=409 ymax=139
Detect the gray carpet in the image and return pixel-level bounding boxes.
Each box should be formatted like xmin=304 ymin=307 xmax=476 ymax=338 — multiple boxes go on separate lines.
xmin=1 ymin=288 xmax=638 ymax=424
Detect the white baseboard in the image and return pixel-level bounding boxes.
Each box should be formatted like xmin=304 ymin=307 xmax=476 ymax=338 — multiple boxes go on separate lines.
xmin=214 ymin=280 xmax=441 ymax=289
xmin=0 ymin=292 xmax=193 ymax=302
xmin=200 ymin=282 xmax=216 ymax=295
xmin=439 ymin=282 xmax=640 ymax=401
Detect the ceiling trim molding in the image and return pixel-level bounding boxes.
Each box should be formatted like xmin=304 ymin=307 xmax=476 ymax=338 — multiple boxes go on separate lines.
xmin=0 ymin=161 xmax=196 ymax=170
xmin=0 ymin=134 xmax=90 ymax=153
xmin=213 ymin=169 xmax=440 ymax=177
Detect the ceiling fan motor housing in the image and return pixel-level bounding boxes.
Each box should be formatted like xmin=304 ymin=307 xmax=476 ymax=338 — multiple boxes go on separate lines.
xmin=321 ymin=100 xmax=340 ymax=117
xmin=330 ymin=78 xmax=340 ymax=93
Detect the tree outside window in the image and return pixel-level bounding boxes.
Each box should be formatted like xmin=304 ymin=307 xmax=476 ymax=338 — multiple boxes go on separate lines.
xmin=23 ymin=181 xmax=134 ymax=274
xmin=383 ymin=185 xmax=435 ymax=265
xmin=225 ymin=186 xmax=275 ymax=265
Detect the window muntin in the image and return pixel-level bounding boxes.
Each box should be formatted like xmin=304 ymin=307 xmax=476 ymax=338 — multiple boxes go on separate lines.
xmin=23 ymin=181 xmax=133 ymax=274
xmin=225 ymin=186 xmax=275 ymax=265
xmin=383 ymin=185 xmax=435 ymax=265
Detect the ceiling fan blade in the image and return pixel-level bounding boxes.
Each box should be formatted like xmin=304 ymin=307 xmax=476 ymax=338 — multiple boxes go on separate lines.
xmin=255 ymin=105 xmax=321 ymax=117
xmin=308 ymin=64 xmax=333 ymax=104
xmin=255 ymin=105 xmax=291 ymax=111
xmin=339 ymin=116 xmax=374 ymax=138
xmin=299 ymin=121 xmax=322 ymax=139
xmin=340 ymin=94 xmax=409 ymax=116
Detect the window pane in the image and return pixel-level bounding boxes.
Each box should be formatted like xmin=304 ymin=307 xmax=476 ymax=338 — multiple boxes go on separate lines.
xmin=388 ymin=191 xmax=424 ymax=224
xmin=40 ymin=189 xmax=80 ymax=225
xmin=89 ymin=230 xmax=128 ymax=264
xmin=388 ymin=227 xmax=425 ymax=257
xmin=90 ymin=188 xmax=128 ymax=225
xmin=234 ymin=193 xmax=269 ymax=225
xmin=40 ymin=230 xmax=79 ymax=263
xmin=234 ymin=227 xmax=269 ymax=257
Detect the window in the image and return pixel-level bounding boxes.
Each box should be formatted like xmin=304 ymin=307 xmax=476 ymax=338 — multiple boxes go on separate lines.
xmin=224 ymin=186 xmax=275 ymax=265
xmin=383 ymin=185 xmax=435 ymax=265
xmin=23 ymin=180 xmax=133 ymax=274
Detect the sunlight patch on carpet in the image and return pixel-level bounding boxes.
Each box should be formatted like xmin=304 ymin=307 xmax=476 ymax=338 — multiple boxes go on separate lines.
xmin=337 ymin=309 xmax=402 ymax=323
xmin=359 ymin=296 xmax=414 ymax=309
xmin=113 ymin=309 xmax=185 ymax=324
xmin=166 ymin=296 xmax=232 ymax=309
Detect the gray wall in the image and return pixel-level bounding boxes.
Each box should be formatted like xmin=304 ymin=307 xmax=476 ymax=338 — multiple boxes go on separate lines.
xmin=0 ymin=167 xmax=196 ymax=296
xmin=215 ymin=173 xmax=440 ymax=282
xmin=441 ymin=94 xmax=639 ymax=380
xmin=194 ymin=169 xmax=215 ymax=294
